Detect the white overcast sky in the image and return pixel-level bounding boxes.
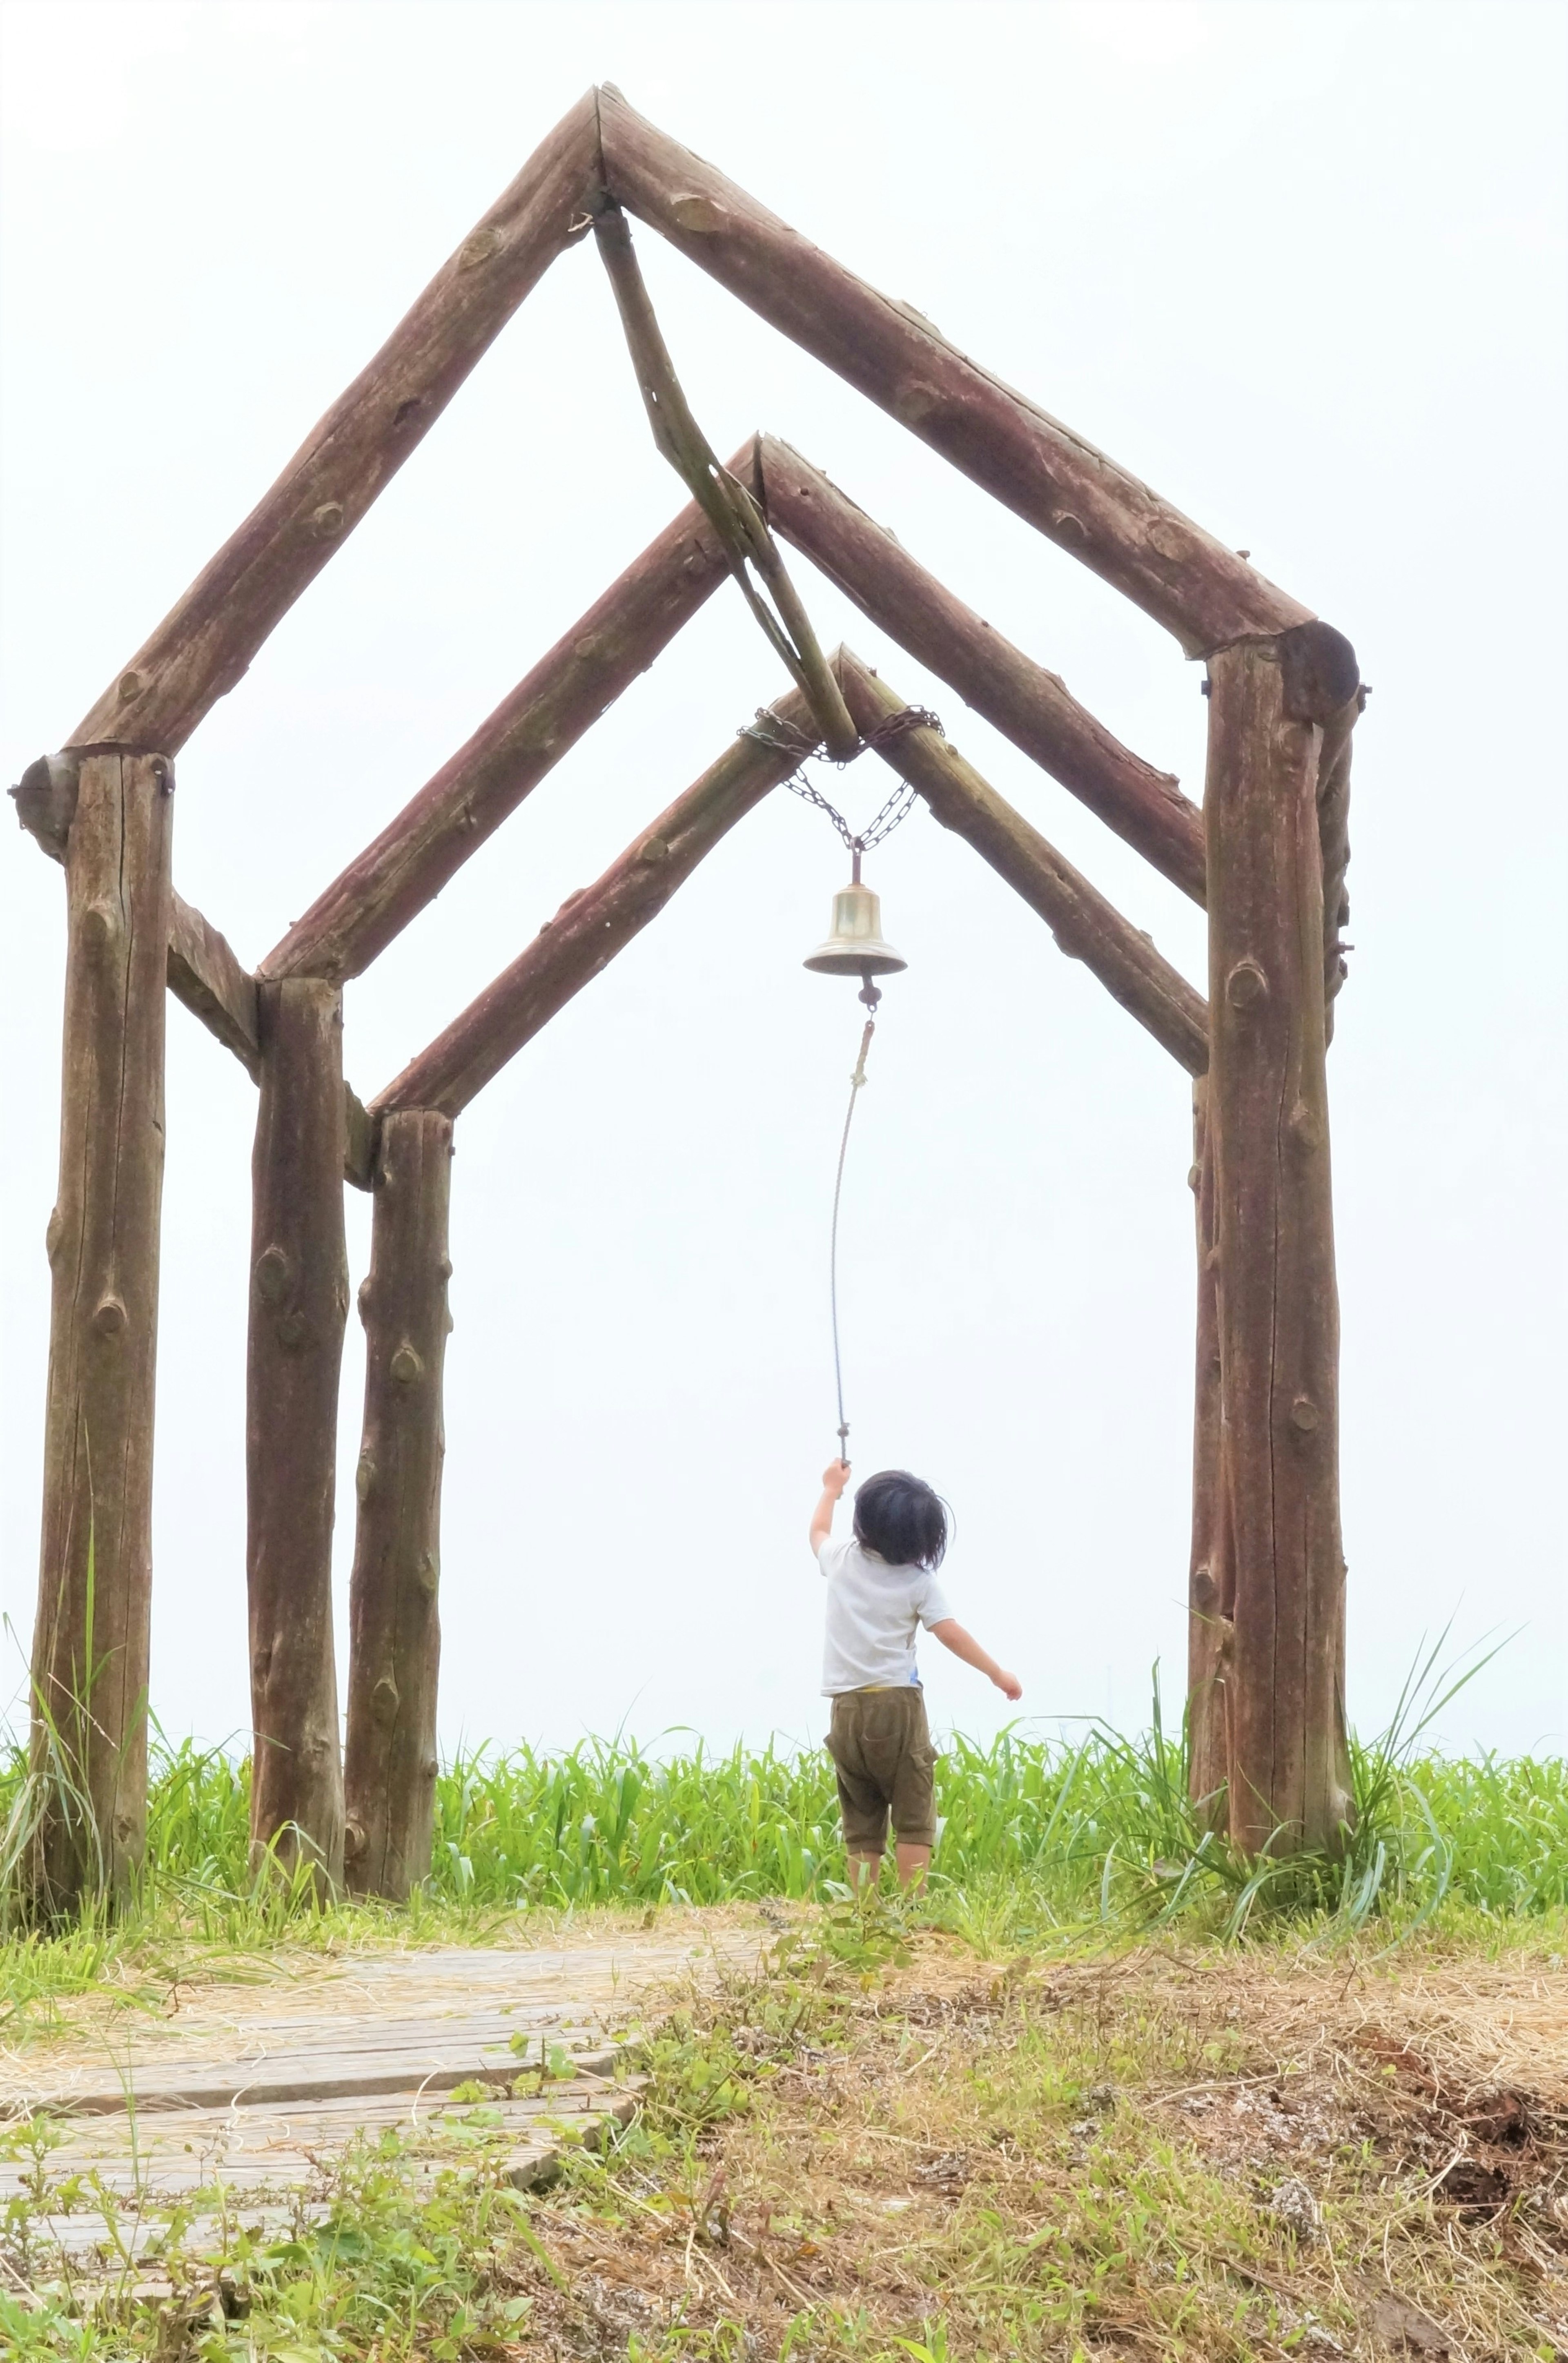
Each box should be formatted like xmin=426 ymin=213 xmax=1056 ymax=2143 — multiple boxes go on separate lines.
xmin=1 ymin=0 xmax=1563 ymax=1764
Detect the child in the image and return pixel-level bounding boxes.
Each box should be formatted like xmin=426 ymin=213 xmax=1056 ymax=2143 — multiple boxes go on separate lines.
xmin=810 ymin=1460 xmax=1021 ymax=1891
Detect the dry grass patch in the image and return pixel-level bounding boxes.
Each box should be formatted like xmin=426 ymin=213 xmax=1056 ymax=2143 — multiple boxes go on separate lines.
xmin=511 ymin=1917 xmax=1568 ymax=2359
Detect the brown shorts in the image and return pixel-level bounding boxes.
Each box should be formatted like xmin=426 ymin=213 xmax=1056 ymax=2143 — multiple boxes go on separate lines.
xmin=825 ymin=1686 xmax=938 ymax=1853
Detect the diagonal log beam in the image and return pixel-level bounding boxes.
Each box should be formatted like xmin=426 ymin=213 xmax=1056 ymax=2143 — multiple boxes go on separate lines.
xmin=372 ymin=691 xmax=815 ymax=1119
xmin=597 ymin=86 xmax=1312 ymax=659
xmin=167 ymin=892 xmax=261 ymax=1076
xmin=262 ymin=497 xmax=734 ymax=985
xmin=756 ymin=436 xmax=1207 ymax=905
xmin=68 ymin=94 xmax=601 ymax=756
xmin=837 ymin=652 xmax=1208 ymax=1075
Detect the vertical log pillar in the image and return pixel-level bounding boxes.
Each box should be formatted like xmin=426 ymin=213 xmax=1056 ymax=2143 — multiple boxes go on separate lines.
xmin=1186 ymin=1076 xmax=1232 ymax=1818
xmin=29 ymin=752 xmax=173 ymax=1913
xmin=247 ymin=978 xmax=348 ymax=1889
xmin=1204 ymin=623 xmax=1359 ymax=1856
xmin=343 ymin=1110 xmax=453 ymax=1900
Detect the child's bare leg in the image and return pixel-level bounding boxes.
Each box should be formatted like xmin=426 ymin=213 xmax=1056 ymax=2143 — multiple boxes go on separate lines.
xmin=895 ymin=1842 xmax=931 ymax=1890
xmin=848 ymin=1851 xmax=882 ymax=1890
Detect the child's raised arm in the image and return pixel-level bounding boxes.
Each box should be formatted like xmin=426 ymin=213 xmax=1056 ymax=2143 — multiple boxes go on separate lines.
xmin=930 ymin=1617 xmax=1022 ymax=1702
xmin=809 ymin=1460 xmax=851 ymax=1556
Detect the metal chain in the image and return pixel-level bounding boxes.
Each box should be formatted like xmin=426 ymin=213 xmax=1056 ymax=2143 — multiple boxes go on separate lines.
xmin=739 ymin=701 xmax=943 ymax=854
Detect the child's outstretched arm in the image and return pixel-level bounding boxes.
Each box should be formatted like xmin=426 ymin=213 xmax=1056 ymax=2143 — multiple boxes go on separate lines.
xmin=930 ymin=1618 xmax=1022 ymax=1702
xmin=809 ymin=1460 xmax=851 ymax=1555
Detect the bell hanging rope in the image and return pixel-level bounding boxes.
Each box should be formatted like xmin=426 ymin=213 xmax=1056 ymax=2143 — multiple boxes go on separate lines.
xmin=770 ymin=729 xmax=924 ymax=1467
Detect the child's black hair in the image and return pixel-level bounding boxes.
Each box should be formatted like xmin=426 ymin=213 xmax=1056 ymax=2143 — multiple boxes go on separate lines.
xmin=852 ymin=1469 xmax=949 ymax=1571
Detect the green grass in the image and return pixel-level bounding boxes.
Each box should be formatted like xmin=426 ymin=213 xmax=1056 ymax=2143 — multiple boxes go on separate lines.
xmin=0 ymin=1702 xmax=1564 ymax=2020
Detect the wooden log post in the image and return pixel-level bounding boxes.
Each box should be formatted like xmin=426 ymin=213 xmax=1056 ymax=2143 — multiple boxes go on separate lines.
xmin=247 ymin=979 xmax=349 ymax=1889
xmin=1203 ymin=623 xmax=1360 ymax=1857
xmin=1186 ymin=1077 xmax=1231 ymax=1817
xmin=27 ymin=753 xmax=173 ymax=1915
xmin=343 ymin=1110 xmax=453 ymax=1901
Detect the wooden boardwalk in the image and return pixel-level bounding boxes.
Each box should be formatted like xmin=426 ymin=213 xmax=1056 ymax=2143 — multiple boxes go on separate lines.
xmin=0 ymin=1926 xmax=763 ymax=2255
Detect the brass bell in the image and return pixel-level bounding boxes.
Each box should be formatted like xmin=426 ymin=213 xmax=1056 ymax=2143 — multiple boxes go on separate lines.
xmin=802 ymin=878 xmax=907 ymax=980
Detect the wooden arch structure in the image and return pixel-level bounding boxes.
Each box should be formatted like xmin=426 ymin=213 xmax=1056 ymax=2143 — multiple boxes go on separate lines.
xmin=11 ymin=87 xmax=1363 ymax=1911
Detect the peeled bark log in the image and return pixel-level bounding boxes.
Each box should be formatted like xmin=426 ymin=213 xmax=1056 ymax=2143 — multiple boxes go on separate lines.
xmin=29 ymin=754 xmax=172 ymax=1914
xmin=373 ymin=690 xmax=811 ymax=1117
xmin=837 ymin=653 xmax=1209 ymax=1075
xmin=69 ymin=95 xmax=600 ymax=755
xmin=343 ymin=1111 xmax=453 ymax=1901
xmin=599 ymin=88 xmax=1313 ymax=657
xmin=1186 ymin=1077 xmax=1231 ymax=1817
xmin=757 ymin=437 xmax=1206 ymax=903
xmin=261 ymin=497 xmax=733 ymax=984
xmin=1204 ymin=624 xmax=1359 ymax=1855
xmin=167 ymin=891 xmax=260 ymax=1075
xmin=247 ymin=979 xmax=349 ymax=1890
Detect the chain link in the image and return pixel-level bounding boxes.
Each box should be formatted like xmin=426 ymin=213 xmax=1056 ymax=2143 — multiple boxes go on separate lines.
xmin=739 ymin=700 xmax=943 ymax=853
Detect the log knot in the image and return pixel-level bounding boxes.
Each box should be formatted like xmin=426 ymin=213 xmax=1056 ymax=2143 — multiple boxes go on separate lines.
xmin=1225 ymin=959 xmax=1269 ymax=1010
xmin=355 ymin=1454 xmax=375 ymax=1503
xmin=1289 ymin=1396 xmax=1321 ymax=1434
xmin=254 ymin=1245 xmax=291 ymax=1306
xmin=92 ymin=1295 xmax=127 ymax=1338
xmin=276 ymin=1310 xmax=309 ymax=1350
xmin=668 ymin=191 xmax=727 ymax=235
xmin=372 ymin=1675 xmax=400 ymax=1723
xmin=311 ymin=502 xmax=345 ymax=541
xmin=390 ymin=1342 xmax=423 ymax=1386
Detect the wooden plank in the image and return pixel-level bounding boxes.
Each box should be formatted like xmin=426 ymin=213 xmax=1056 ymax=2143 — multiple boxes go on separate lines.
xmin=345 ymin=1109 xmax=454 ymax=1901
xmin=598 ymin=86 xmax=1314 ymax=658
xmin=372 ymin=689 xmax=814 ymax=1118
xmin=757 ymin=436 xmax=1207 ymax=904
xmin=261 ymin=493 xmax=734 ymax=984
xmin=29 ymin=753 xmax=173 ymax=1913
xmin=166 ymin=889 xmax=261 ymax=1075
xmin=1203 ymin=623 xmax=1359 ymax=1855
xmin=837 ymin=653 xmax=1209 ymax=1076
xmin=67 ymin=94 xmax=600 ymax=754
xmin=247 ymin=979 xmax=349 ymax=1891
xmin=35 ymin=2039 xmax=633 ymax=2120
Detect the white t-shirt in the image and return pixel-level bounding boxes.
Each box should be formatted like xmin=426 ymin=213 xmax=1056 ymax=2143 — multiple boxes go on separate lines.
xmin=818 ymin=1536 xmax=953 ymax=1696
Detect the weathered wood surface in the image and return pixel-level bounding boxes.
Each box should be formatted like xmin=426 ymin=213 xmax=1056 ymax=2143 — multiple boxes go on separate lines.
xmin=67 ymin=96 xmax=600 ymax=756
xmin=837 ymin=653 xmax=1209 ymax=1075
xmin=0 ymin=2081 xmax=637 ymax=2202
xmin=594 ymin=207 xmax=859 ymax=756
xmin=1316 ymin=688 xmax=1363 ymax=1038
xmin=343 ymin=1083 xmax=378 ymax=1192
xmin=0 ymin=1932 xmax=762 ymax=2205
xmin=166 ymin=889 xmax=260 ymax=1074
xmin=29 ymin=2022 xmax=627 ymax=2120
xmin=9 ymin=750 xmax=81 ymax=858
xmin=757 ymin=437 xmax=1207 ymax=903
xmin=1186 ymin=1077 xmax=1232 ymax=1817
xmin=1204 ymin=623 xmax=1360 ymax=1855
xmin=261 ymin=496 xmax=733 ymax=984
xmin=29 ymin=753 xmax=173 ymax=1913
xmin=344 ymin=1110 xmax=453 ymax=1901
xmin=246 ymin=979 xmax=349 ymax=1890
xmin=373 ymin=691 xmax=813 ymax=1118
xmin=598 ymin=87 xmax=1313 ymax=657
